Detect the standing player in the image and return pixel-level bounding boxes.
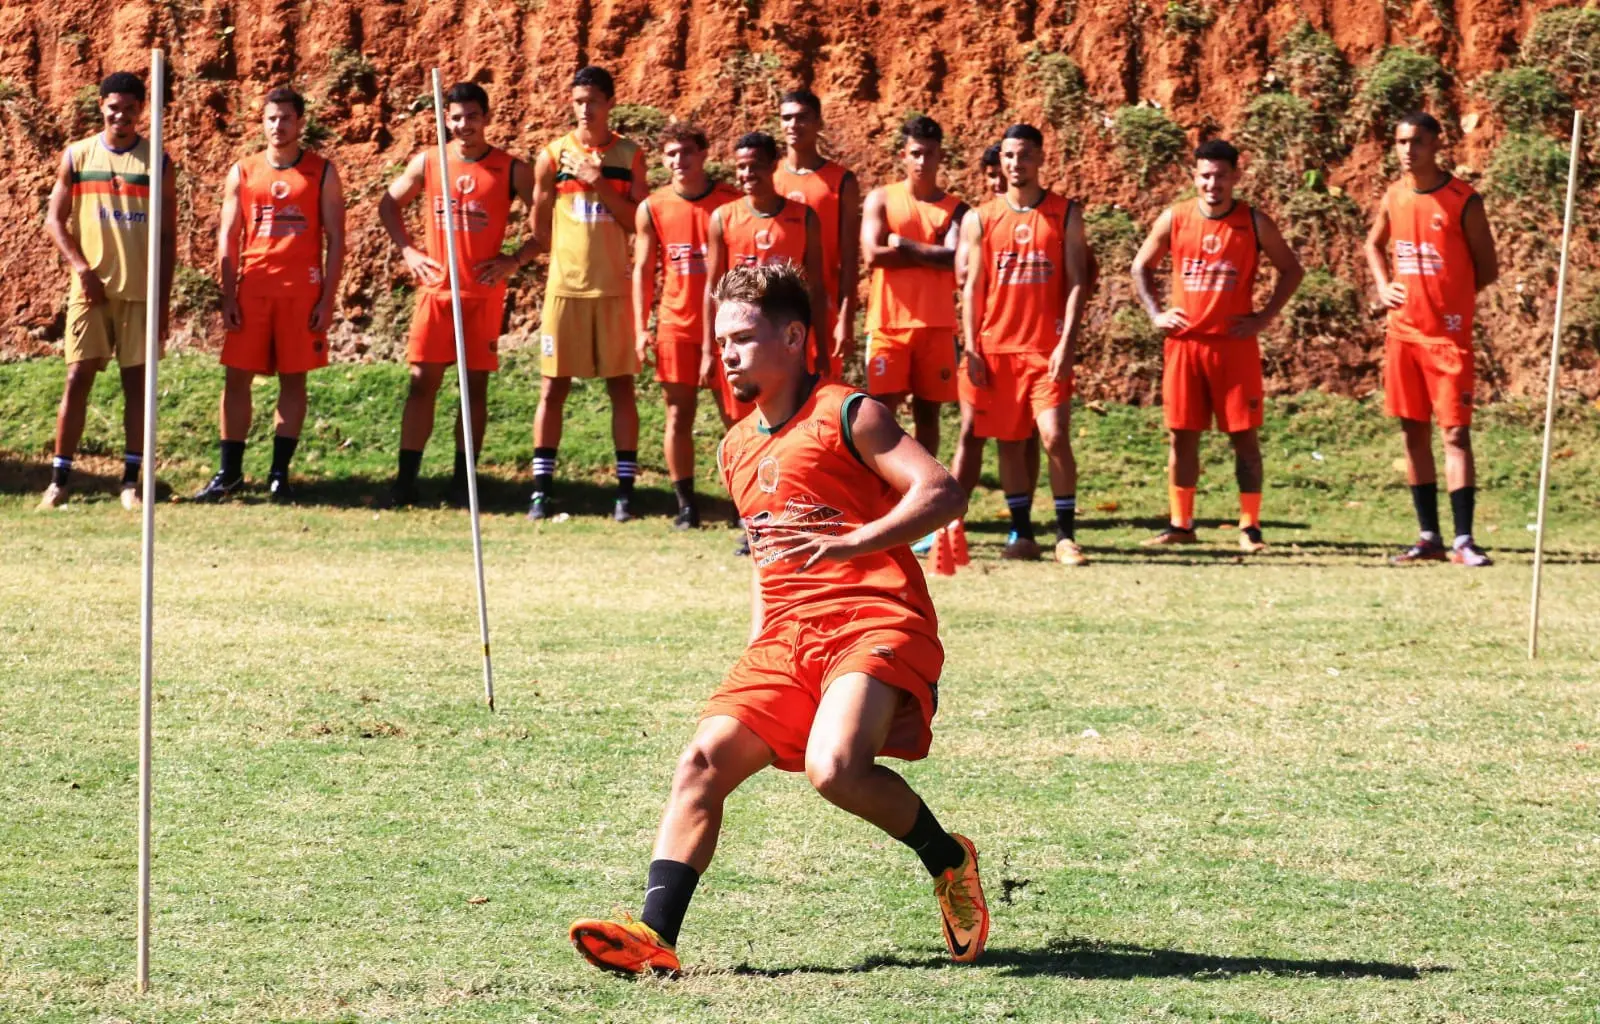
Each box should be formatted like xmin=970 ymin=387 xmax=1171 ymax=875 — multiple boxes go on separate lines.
xmin=39 ymin=71 xmax=175 ymax=510
xmin=633 ymin=123 xmax=741 ymax=529
xmin=860 ymin=115 xmax=967 ymax=457
xmin=960 ymin=124 xmax=1091 ymax=565
xmin=568 ymin=264 xmax=988 ymax=976
xmin=1132 ymin=139 xmax=1303 ymax=552
xmin=1364 ymin=112 xmax=1498 ymax=567
xmin=195 ymin=86 xmax=346 ymax=504
xmin=529 ymin=65 xmax=649 ymax=522
xmin=378 ymin=82 xmax=535 ymax=507
xmin=775 ymin=88 xmax=859 ymax=376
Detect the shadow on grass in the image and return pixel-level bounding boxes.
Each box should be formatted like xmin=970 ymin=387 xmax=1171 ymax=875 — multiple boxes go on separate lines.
xmin=731 ymin=938 xmax=1450 ymax=981
xmin=963 ymin=517 xmax=1312 ymax=536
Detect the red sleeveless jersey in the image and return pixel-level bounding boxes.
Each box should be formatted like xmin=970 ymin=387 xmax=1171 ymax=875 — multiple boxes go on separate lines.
xmin=1385 ymin=175 xmax=1480 ymax=347
xmin=237 ymin=149 xmax=327 ymax=297
xmin=866 ymin=181 xmax=963 ymax=331
xmin=774 ymin=160 xmax=849 ymax=299
xmin=719 ymin=382 xmax=938 ymax=632
xmin=649 ymin=182 xmax=742 ymax=343
xmin=1169 ymin=199 xmax=1259 ymax=341
xmin=422 ymin=144 xmax=515 ymax=297
xmin=719 ymin=197 xmax=809 ymax=271
xmin=976 ymin=192 xmax=1072 ymax=355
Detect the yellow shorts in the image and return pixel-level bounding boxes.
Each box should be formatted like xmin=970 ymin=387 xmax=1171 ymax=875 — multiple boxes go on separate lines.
xmin=539 ymin=293 xmax=637 ymax=379
xmin=65 ymin=296 xmax=149 ymax=368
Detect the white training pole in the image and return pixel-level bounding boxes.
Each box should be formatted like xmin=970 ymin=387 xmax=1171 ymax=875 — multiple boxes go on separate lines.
xmin=136 ymin=47 xmax=164 ymax=995
xmin=430 ymin=70 xmax=496 ymax=709
xmin=1528 ymin=109 xmax=1583 ymax=660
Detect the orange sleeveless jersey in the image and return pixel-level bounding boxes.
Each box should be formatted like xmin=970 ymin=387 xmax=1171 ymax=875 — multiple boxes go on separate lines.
xmin=422 ymin=145 xmax=515 ymax=298
xmin=720 ymin=382 xmax=938 ymax=631
xmin=719 ymin=197 xmax=809 ymax=270
xmin=774 ymin=160 xmax=848 ymax=298
xmin=237 ymin=149 xmax=327 ymax=297
xmin=1385 ymin=175 xmax=1480 ymax=347
xmin=650 ymin=182 xmax=743 ymax=342
xmin=1168 ymin=199 xmax=1259 ymax=341
xmin=976 ymin=192 xmax=1072 ymax=355
xmin=865 ymin=181 xmax=963 ymax=331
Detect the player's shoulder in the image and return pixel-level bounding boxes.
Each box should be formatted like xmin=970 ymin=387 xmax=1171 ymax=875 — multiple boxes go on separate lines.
xmin=1443 ymin=174 xmax=1479 ymax=201
xmin=820 ymin=159 xmax=852 ymax=189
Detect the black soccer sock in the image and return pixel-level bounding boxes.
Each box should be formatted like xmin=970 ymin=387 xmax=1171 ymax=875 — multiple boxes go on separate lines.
xmin=1409 ymin=482 xmax=1441 ymax=539
xmin=897 ymin=800 xmax=967 ymax=878
xmin=453 ymin=447 xmax=473 ymax=485
xmin=1005 ymin=493 xmax=1034 ymax=540
xmin=1449 ymin=486 xmax=1476 ymax=544
xmin=270 ymin=435 xmax=299 ymax=477
xmin=1054 ymin=494 xmax=1076 ymax=542
xmin=616 ymin=449 xmax=638 ymax=500
xmin=50 ymin=455 xmax=73 ymax=488
xmin=123 ymin=451 xmax=143 ymax=486
xmin=639 ymin=858 xmax=699 ymax=947
xmin=672 ymin=476 xmax=696 ymax=513
xmin=397 ymin=448 xmax=424 ymax=488
xmin=218 ymin=440 xmax=245 ymax=482
xmin=532 ymin=447 xmax=557 ymax=497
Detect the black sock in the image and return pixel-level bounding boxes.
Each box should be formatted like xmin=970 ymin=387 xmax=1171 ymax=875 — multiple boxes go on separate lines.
xmin=639 ymin=858 xmax=699 ymax=947
xmin=1054 ymin=494 xmax=1076 ymax=542
xmin=672 ymin=477 xmax=696 ymax=512
xmin=1005 ymin=493 xmax=1034 ymax=540
xmin=897 ymin=800 xmax=967 ymax=878
xmin=397 ymin=448 xmax=423 ymax=488
xmin=218 ymin=440 xmax=244 ymax=482
xmin=616 ymin=449 xmax=638 ymax=500
xmin=123 ymin=451 xmax=143 ymax=486
xmin=1410 ymin=482 xmax=1441 ymax=539
xmin=453 ymin=448 xmax=472 ymax=485
xmin=51 ymin=454 xmax=73 ymax=488
xmin=270 ymin=435 xmax=298 ymax=477
xmin=532 ymin=446 xmax=557 ymax=497
xmin=1449 ymin=486 xmax=1476 ymax=544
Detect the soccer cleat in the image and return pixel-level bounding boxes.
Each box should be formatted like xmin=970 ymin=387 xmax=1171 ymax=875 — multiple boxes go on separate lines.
xmin=1000 ymin=531 xmax=1040 ymax=561
xmin=911 ymin=531 xmax=938 ymax=556
xmin=378 ymin=480 xmax=421 ymax=510
xmin=569 ymin=914 xmax=681 ymax=977
xmin=268 ymin=474 xmax=295 ymax=505
xmin=733 ymin=530 xmax=751 ymax=557
xmin=933 ymin=834 xmax=990 ymax=964
xmin=120 ymin=484 xmax=141 ymax=511
xmin=1450 ymin=538 xmax=1494 ymax=567
xmin=1054 ymin=538 xmax=1089 ymax=566
xmin=673 ymin=506 xmax=700 ymax=531
xmin=1142 ymin=526 xmax=1198 ymax=546
xmin=1239 ymin=526 xmax=1267 ymax=554
xmin=614 ymin=498 xmax=635 ymax=523
xmin=37 ymin=483 xmax=69 ymax=510
xmin=193 ymin=472 xmax=242 ymax=504
xmin=447 ymin=478 xmax=471 ymax=510
xmin=527 ymin=492 xmax=550 ymax=521
xmin=1391 ymin=537 xmax=1448 ymax=565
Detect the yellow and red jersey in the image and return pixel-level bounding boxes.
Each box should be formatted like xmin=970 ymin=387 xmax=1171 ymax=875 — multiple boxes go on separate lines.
xmin=545 ymin=131 xmax=644 ymax=298
xmin=719 ymin=197 xmax=809 ymax=270
xmin=422 ymin=144 xmax=515 ymax=298
xmin=865 ymin=181 xmax=963 ymax=332
xmin=236 ymin=149 xmax=328 ymax=298
xmin=1168 ymin=198 xmax=1259 ymax=341
xmin=975 ymin=192 xmax=1073 ymax=356
xmin=65 ymin=133 xmax=165 ymax=301
xmin=649 ymin=182 xmax=742 ymax=344
xmin=719 ymin=381 xmax=938 ymax=632
xmin=775 ymin=159 xmax=849 ymax=299
xmin=1384 ymin=175 xmax=1480 ymax=347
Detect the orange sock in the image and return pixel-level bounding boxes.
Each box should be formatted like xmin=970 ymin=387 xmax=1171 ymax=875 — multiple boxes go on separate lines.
xmin=1169 ymin=484 xmax=1196 ymax=530
xmin=1239 ymin=492 xmax=1262 ymax=530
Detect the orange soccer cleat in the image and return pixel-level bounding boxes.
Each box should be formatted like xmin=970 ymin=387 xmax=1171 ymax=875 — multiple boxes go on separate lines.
xmin=933 ymin=834 xmax=990 ymax=963
xmin=569 ymin=914 xmax=681 ymax=977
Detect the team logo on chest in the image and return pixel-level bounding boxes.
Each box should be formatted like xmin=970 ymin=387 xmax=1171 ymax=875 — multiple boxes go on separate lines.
xmin=1429 ymin=212 xmax=1445 ymax=232
xmin=757 ymin=456 xmax=781 ymax=493
xmin=455 ymin=174 xmax=477 ymax=196
xmin=1012 ymin=223 xmax=1033 ymax=245
xmin=1201 ymin=233 xmax=1223 ymax=255
xmin=270 ymin=180 xmax=291 ymax=200
xmin=754 ymin=228 xmax=775 ymax=251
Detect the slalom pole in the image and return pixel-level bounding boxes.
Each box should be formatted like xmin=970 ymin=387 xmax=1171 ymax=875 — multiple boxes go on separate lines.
xmin=430 ymin=69 xmax=496 ymax=709
xmin=136 ymin=47 xmax=164 ymax=994
xmin=1528 ymin=109 xmax=1583 ymax=660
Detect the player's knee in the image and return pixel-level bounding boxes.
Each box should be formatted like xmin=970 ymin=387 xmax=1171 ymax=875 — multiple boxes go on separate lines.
xmin=672 ymin=740 xmax=731 ymax=801
xmin=1442 ymin=426 xmax=1471 ymax=453
xmin=804 ymin=749 xmax=867 ymax=805
xmin=540 ymin=377 xmax=571 ymax=404
xmin=406 ymin=369 xmax=440 ymax=400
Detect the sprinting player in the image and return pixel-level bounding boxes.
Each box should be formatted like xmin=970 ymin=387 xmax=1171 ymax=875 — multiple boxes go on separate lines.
xmin=960 ymin=124 xmax=1091 ymax=565
xmin=860 ymin=115 xmax=967 ymax=457
xmin=529 ymin=65 xmax=649 ymax=522
xmin=568 ymin=263 xmax=988 ymax=976
xmin=774 ymin=88 xmax=859 ymax=376
xmin=633 ymin=122 xmax=741 ymax=529
xmin=1363 ymin=112 xmax=1499 ymax=567
xmin=39 ymin=71 xmax=175 ymax=511
xmin=1132 ymin=139 xmax=1303 ymax=553
xmin=195 ymin=86 xmax=346 ymax=504
xmin=378 ymin=81 xmax=535 ymax=507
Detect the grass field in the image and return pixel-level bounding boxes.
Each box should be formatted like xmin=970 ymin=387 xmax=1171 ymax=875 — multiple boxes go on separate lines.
xmin=2 ymin=359 xmax=1598 ymax=1022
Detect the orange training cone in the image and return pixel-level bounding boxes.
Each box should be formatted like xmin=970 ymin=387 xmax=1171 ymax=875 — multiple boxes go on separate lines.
xmin=928 ymin=526 xmax=956 ymax=576
xmin=948 ymin=519 xmax=971 ymax=567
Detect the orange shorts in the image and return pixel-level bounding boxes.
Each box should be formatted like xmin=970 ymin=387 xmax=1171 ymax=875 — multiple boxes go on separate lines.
xmin=968 ymin=351 xmax=1072 ymax=442
xmin=406 ymin=288 xmax=505 ymax=371
xmin=1162 ymin=338 xmax=1264 ymax=433
xmin=1385 ymin=335 xmax=1474 ymax=428
xmin=865 ymin=327 xmax=959 ymax=402
xmin=702 ymin=612 xmax=942 ymax=773
xmin=221 ymin=292 xmax=328 ymax=375
xmin=654 ymin=328 xmax=705 ymax=388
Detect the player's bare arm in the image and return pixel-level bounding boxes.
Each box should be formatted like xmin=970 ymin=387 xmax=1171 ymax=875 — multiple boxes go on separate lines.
xmin=564 ymin=147 xmax=645 ymax=227
xmin=802 ymin=206 xmax=832 ymax=373
xmin=471 ymin=158 xmax=536 ymax=287
xmin=44 ymin=148 xmax=104 ymax=305
xmin=835 ymin=170 xmax=861 ymax=357
xmin=1462 ymin=195 xmax=1499 ymax=292
xmin=312 ymin=161 xmax=348 ymax=333
xmin=632 ymin=197 xmax=658 ymax=366
xmin=378 ymin=151 xmax=444 ymax=287
xmin=1227 ymin=210 xmax=1304 ymax=339
xmin=216 ymin=162 xmax=244 ymax=331
xmin=703 ymin=209 xmax=728 ymax=384
xmin=959 ymin=209 xmax=989 ymax=388
xmin=1133 ymin=207 xmax=1188 ymax=333
xmin=862 ymin=188 xmax=965 ymax=270
xmin=1050 ymin=200 xmax=1089 ymax=382
xmin=1364 ymin=197 xmax=1406 ymax=310
xmin=529 ymin=148 xmax=557 ymax=256
xmin=158 ymin=156 xmax=178 ymax=341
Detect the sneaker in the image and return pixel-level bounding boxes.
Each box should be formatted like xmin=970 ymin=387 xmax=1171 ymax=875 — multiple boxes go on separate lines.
xmin=37 ymin=483 xmax=68 ymax=510
xmin=673 ymin=506 xmax=700 ymax=531
xmin=569 ymin=914 xmax=681 ymax=977
xmin=613 ymin=498 xmax=635 ymax=523
xmin=267 ymin=474 xmax=295 ymax=505
xmin=527 ymin=492 xmax=550 ymax=521
xmin=1054 ymin=538 xmax=1089 ymax=566
xmin=1449 ymin=538 xmax=1494 ymax=567
xmin=378 ymin=480 xmax=421 ymax=510
xmin=1238 ymin=526 xmax=1266 ymax=554
xmin=1391 ymin=536 xmax=1448 ymax=565
xmin=733 ymin=529 xmax=751 ymax=557
xmin=933 ymin=834 xmax=990 ymax=964
xmin=1001 ymin=531 xmax=1041 ymax=561
xmin=447 ymin=477 xmax=470 ymax=509
xmin=911 ymin=531 xmax=938 ymax=556
xmin=1141 ymin=526 xmax=1198 ymax=546
xmin=192 ymin=472 xmax=242 ymax=504
xmin=120 ymin=484 xmax=141 ymax=511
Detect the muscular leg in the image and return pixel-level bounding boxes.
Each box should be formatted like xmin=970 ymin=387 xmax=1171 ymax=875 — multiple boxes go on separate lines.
xmin=53 ymin=358 xmax=104 ymax=462
xmin=451 ymin=369 xmax=490 ymax=456
xmin=1230 ymin=427 xmax=1264 ymax=541
xmin=220 ymin=367 xmax=255 ymax=442
xmin=1036 ymin=405 xmax=1080 ymax=546
xmin=1400 ymin=417 xmax=1443 ymax=539
xmin=651 ymin=715 xmax=774 ymax=873
xmin=804 ymin=674 xmax=922 ymax=837
xmin=400 ymin=363 xmax=447 ymax=453
xmin=607 ymin=374 xmax=639 ymax=453
xmin=662 ymin=383 xmax=699 ymax=483
xmin=533 ymin=375 xmax=571 ymax=452
xmin=1442 ymin=424 xmax=1477 ymax=543
xmin=274 ymin=372 xmax=308 ymax=439
xmin=119 ymin=365 xmax=145 ymax=459
xmin=910 ymin=397 xmax=942 ymax=459
xmin=1025 ymin=431 xmax=1041 ymax=494
xmin=1169 ymin=429 xmax=1201 ymax=490
xmin=951 ymin=403 xmax=983 ymax=494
